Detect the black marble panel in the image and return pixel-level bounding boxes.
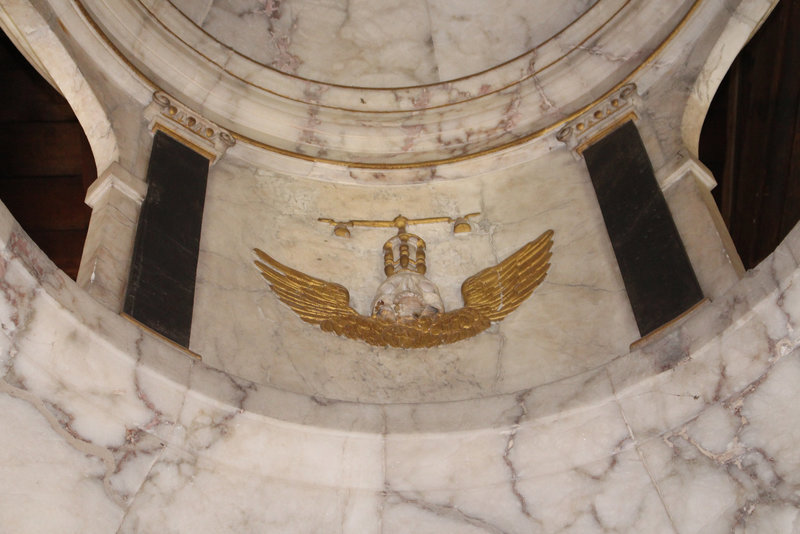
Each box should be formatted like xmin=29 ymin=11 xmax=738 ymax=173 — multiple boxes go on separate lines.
xmin=124 ymin=131 xmax=209 ymax=347
xmin=583 ymin=121 xmax=703 ymax=336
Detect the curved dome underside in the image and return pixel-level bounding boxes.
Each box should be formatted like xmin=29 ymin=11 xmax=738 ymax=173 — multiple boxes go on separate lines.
xmin=170 ymin=0 xmax=597 ymax=88
xmin=84 ymin=0 xmax=696 ymax=166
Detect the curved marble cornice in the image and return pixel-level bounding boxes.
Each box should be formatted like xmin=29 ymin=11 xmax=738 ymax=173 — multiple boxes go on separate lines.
xmin=167 ymin=0 xmax=600 ymax=88
xmin=77 ymin=0 xmax=700 ymax=165
xmin=1 ymin=194 xmax=798 ymax=433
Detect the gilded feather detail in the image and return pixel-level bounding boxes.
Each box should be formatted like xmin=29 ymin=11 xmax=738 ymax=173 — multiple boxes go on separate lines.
xmin=254 ymin=230 xmax=553 ymax=349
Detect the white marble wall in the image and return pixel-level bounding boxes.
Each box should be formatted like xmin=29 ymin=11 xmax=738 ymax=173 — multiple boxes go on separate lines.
xmin=187 ymin=124 xmax=745 ymax=405
xmin=1 ymin=196 xmax=800 ymax=533
xmin=190 ymin=145 xmax=642 ymax=402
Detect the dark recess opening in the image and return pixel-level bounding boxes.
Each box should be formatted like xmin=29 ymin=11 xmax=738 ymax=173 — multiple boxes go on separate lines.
xmin=699 ymin=0 xmax=800 ymax=270
xmin=0 ymin=30 xmax=93 ymax=280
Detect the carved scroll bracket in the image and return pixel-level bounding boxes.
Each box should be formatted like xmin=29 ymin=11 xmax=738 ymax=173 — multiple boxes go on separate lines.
xmin=556 ymin=83 xmax=640 ymax=159
xmin=144 ymin=91 xmax=235 ymax=163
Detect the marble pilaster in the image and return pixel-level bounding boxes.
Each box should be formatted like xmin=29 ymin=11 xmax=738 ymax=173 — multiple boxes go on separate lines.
xmin=660 ymin=157 xmax=745 ymax=300
xmin=77 ymin=162 xmax=147 ymax=312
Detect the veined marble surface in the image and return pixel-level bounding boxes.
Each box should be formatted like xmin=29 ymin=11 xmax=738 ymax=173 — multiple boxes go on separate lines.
xmin=14 ymin=0 xmax=772 ymax=171
xmin=190 ymin=145 xmax=641 ymax=402
xmin=1 ymin=0 xmax=792 ymax=531
xmin=188 ymin=136 xmax=741 ymax=404
xmin=7 ymin=0 xmax=776 ymax=170
xmin=1 ymin=198 xmax=800 ymax=532
xmin=74 ymin=0 xmax=710 ymax=164
xmin=170 ymin=0 xmax=596 ymax=87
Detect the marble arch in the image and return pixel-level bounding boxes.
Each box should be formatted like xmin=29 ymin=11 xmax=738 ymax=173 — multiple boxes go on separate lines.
xmin=0 ymin=0 xmax=119 ymax=174
xmin=680 ymin=0 xmax=778 ymax=157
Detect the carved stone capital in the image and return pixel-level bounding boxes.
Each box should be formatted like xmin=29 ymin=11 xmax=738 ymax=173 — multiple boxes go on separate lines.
xmin=556 ymin=83 xmax=640 ymax=157
xmin=145 ymin=91 xmax=235 ymax=162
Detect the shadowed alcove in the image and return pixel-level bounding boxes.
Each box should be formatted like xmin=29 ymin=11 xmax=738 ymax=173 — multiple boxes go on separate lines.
xmin=699 ymin=0 xmax=800 ymax=269
xmin=0 ymin=31 xmax=92 ymax=280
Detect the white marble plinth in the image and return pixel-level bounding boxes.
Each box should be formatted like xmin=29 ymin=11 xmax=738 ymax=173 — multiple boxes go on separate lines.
xmin=2 ymin=189 xmax=800 ymax=532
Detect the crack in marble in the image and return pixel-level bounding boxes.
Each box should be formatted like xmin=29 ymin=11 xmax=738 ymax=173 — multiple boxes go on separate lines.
xmin=575 ymin=44 xmax=634 ymax=64
xmin=775 ymin=277 xmax=798 ymax=334
xmin=182 ymin=368 xmax=247 ymax=451
xmin=133 ymin=353 xmax=167 ymax=434
xmin=114 ymin=343 xmax=191 ymax=532
xmin=379 ymin=406 xmax=388 ymax=534
xmin=608 ymin=368 xmax=681 ymax=532
xmin=530 ymin=70 xmax=556 ymax=113
xmin=384 ymin=485 xmax=512 ymax=534
xmin=400 ymin=123 xmax=426 ymax=152
xmin=646 ymin=333 xmax=800 ymax=531
xmin=420 ymin=0 xmax=440 ymax=83
xmin=297 ymin=104 xmax=326 ymax=154
xmin=544 ymin=281 xmax=618 ymax=294
xmin=0 ymin=255 xmax=36 ymax=339
xmin=494 ymin=330 xmax=506 ymax=384
xmin=499 ymin=88 xmax=523 ymax=132
xmin=502 ymin=389 xmax=534 ymax=521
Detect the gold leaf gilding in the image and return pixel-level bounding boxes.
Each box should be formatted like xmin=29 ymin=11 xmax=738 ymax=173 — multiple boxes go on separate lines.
xmin=254 ymin=230 xmax=553 ymax=349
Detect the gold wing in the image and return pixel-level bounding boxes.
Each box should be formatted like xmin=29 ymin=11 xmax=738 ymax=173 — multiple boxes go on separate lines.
xmin=255 ymin=248 xmax=488 ymax=348
xmin=254 ymin=249 xmax=358 ymax=325
xmin=254 ymin=229 xmax=552 ymax=349
xmin=323 ymin=308 xmax=490 ymax=349
xmin=461 ymin=230 xmax=553 ymax=321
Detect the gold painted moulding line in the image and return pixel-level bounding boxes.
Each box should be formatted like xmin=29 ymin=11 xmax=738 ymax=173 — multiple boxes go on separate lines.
xmin=574 ymin=111 xmax=641 ymax=155
xmin=629 ymin=298 xmax=710 ymax=351
xmin=74 ymin=0 xmax=701 ymax=169
xmin=156 ymin=0 xmax=619 ymax=92
xmin=121 ymin=313 xmax=203 ymax=361
xmin=136 ymin=0 xmax=632 ymax=114
xmin=152 ymin=123 xmax=217 ymax=162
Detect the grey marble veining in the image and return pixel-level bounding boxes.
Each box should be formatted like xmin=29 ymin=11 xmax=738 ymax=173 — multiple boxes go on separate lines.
xmin=1 ymin=195 xmax=799 ymax=532
xmin=170 ymin=0 xmax=596 ymax=87
xmin=0 ymin=0 xmax=792 ymax=531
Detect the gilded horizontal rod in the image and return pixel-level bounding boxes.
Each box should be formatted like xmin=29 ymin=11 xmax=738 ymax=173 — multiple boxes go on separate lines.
xmin=318 ymin=213 xmax=479 ymax=229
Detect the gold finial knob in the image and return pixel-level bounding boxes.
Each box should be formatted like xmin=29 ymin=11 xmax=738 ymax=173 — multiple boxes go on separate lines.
xmin=334 ymin=224 xmax=351 ymax=238
xmin=453 ymin=218 xmax=472 ymax=233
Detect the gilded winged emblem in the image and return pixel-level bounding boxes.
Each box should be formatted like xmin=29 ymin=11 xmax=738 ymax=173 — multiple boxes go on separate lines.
xmin=254 ymin=219 xmax=553 ymax=349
